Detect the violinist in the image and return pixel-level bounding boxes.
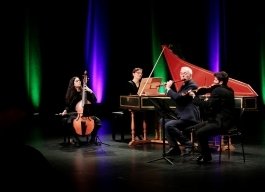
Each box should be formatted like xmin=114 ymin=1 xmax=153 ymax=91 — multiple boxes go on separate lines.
xmin=60 ymin=75 xmax=101 ymax=146
xmin=188 ymin=71 xmax=235 ymax=163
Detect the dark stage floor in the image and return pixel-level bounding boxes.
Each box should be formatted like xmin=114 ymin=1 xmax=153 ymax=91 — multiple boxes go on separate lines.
xmin=3 ymin=111 xmax=265 ymax=192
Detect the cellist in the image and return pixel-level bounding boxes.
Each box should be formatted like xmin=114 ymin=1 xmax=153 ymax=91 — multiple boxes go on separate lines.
xmin=60 ymin=75 xmax=101 ymax=146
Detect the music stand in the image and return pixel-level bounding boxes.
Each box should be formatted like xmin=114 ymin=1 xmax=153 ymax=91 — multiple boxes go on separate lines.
xmin=147 ymin=98 xmax=178 ymax=165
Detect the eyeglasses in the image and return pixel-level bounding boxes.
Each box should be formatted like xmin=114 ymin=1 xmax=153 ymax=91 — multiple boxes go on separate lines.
xmin=180 ymin=72 xmax=189 ymax=75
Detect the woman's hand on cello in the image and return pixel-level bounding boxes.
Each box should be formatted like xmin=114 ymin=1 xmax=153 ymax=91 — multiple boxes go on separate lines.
xmin=84 ymin=86 xmax=93 ymax=93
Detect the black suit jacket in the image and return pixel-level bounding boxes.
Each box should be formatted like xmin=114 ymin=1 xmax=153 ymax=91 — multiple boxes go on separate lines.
xmin=167 ymin=79 xmax=201 ymax=124
xmin=193 ymin=85 xmax=235 ymax=130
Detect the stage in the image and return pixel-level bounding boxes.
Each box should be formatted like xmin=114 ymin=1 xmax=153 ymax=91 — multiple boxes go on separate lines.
xmin=5 ymin=111 xmax=264 ymax=192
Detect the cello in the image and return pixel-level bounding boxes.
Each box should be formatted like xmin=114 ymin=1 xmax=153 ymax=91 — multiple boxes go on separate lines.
xmin=73 ymin=70 xmax=95 ymax=136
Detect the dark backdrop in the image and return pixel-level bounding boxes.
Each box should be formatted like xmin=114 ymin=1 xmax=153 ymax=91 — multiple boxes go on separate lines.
xmin=1 ymin=0 xmax=264 ymax=116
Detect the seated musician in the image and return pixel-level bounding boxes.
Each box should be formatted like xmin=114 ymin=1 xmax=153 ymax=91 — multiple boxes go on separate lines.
xmin=188 ymin=71 xmax=235 ymax=163
xmin=60 ymin=75 xmax=101 ymax=146
xmin=125 ymin=67 xmax=145 ymax=140
xmin=164 ymin=66 xmax=201 ymax=156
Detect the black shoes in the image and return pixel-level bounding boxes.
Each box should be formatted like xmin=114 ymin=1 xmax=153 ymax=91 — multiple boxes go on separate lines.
xmin=182 ymin=146 xmax=192 ymax=156
xmin=196 ymin=154 xmax=212 ymax=164
xmin=69 ymin=138 xmax=81 ymax=147
xmin=165 ymin=147 xmax=181 ymax=156
xmin=182 ymin=141 xmax=193 ymax=156
xmin=90 ymin=141 xmax=101 ymax=146
xmin=89 ymin=138 xmax=98 ymax=146
xmin=165 ymin=144 xmax=193 ymax=157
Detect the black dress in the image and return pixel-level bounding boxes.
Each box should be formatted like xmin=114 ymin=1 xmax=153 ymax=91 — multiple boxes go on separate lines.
xmin=62 ymin=90 xmax=101 ymax=145
xmin=127 ymin=80 xmax=144 ymax=139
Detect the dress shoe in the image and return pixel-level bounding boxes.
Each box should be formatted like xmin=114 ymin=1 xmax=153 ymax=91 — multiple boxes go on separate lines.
xmin=89 ymin=138 xmax=100 ymax=146
xmin=69 ymin=138 xmax=75 ymax=145
xmin=182 ymin=141 xmax=193 ymax=156
xmin=165 ymin=147 xmax=181 ymax=156
xmin=69 ymin=138 xmax=80 ymax=146
xmin=196 ymin=154 xmax=212 ymax=164
xmin=90 ymin=139 xmax=102 ymax=146
xmin=182 ymin=146 xmax=192 ymax=156
xmin=74 ymin=141 xmax=81 ymax=147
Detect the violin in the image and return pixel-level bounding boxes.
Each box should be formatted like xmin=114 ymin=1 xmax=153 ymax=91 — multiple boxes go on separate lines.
xmin=192 ymin=84 xmax=221 ymax=95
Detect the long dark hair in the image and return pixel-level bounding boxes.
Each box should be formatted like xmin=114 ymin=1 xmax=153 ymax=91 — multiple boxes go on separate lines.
xmin=65 ymin=76 xmax=81 ymax=105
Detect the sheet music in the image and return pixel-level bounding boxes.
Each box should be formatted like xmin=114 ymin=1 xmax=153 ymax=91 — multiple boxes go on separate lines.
xmin=137 ymin=77 xmax=163 ymax=96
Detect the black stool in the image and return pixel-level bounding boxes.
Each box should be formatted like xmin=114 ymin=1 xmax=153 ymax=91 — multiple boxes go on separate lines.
xmin=184 ymin=121 xmax=207 ymax=155
xmin=111 ymin=111 xmax=125 ymax=142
